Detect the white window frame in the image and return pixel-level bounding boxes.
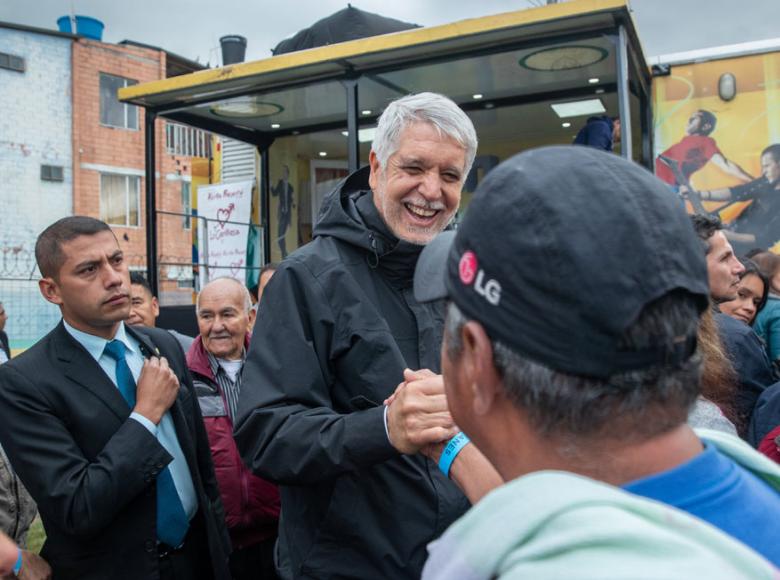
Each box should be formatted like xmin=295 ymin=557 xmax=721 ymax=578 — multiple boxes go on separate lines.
xmin=99 ymin=72 xmax=138 ymax=130
xmin=100 ymin=173 xmax=141 ymax=227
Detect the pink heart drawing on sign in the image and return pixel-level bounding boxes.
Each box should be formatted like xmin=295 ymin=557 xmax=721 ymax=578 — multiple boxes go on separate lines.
xmin=230 ymin=260 xmax=243 ymax=277
xmin=216 ymin=203 xmax=235 ymax=228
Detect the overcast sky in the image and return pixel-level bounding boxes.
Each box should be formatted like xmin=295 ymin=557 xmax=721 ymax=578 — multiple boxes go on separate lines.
xmin=1 ymin=0 xmax=778 ymax=65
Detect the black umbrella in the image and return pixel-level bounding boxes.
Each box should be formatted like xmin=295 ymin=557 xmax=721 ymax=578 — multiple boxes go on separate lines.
xmin=272 ymin=4 xmax=420 ymax=55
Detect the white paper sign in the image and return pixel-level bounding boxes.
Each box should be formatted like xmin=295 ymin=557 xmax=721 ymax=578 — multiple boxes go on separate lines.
xmin=197 ymin=180 xmax=253 ymax=286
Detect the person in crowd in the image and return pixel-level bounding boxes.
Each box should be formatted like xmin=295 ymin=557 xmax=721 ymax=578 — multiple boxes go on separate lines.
xmin=682 ymin=144 xmax=780 ymax=252
xmin=0 ymin=530 xmax=51 ymax=579
xmin=572 ymin=115 xmax=620 ymax=151
xmin=656 ymin=110 xmax=753 ymax=190
xmin=234 ymin=92 xmax=476 ymax=579
xmin=750 ymin=380 xmax=780 ymax=463
xmin=127 ymin=272 xmax=194 ymax=352
xmin=256 ymin=263 xmax=277 ymax=304
xmin=720 ymin=259 xmax=768 ymax=326
xmin=0 ymin=217 xmax=231 ymax=580
xmin=691 ymin=214 xmax=775 ymax=430
xmin=0 ymin=302 xmax=10 ymax=364
xmin=249 ymin=264 xmax=278 ymax=331
xmin=1 ymin=445 xmax=50 ymax=579
xmin=689 ymin=308 xmax=740 ymax=435
xmin=410 ymin=146 xmax=780 ymax=578
xmin=750 ymin=251 xmax=780 ymax=366
xmin=187 ymin=277 xmax=279 ymax=580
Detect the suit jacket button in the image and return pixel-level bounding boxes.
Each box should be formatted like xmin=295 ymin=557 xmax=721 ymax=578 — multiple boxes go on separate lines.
xmin=156 ymin=463 xmax=164 ymax=469
xmin=144 ymin=539 xmax=155 ymax=552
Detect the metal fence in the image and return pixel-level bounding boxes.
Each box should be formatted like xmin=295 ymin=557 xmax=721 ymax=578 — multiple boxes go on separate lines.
xmin=0 ymin=248 xmax=59 ymax=351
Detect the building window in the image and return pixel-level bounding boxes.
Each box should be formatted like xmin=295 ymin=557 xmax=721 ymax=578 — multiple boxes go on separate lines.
xmin=165 ymin=122 xmax=212 ymax=157
xmin=0 ymin=52 xmax=25 ymax=73
xmin=181 ymin=181 xmax=192 ymax=229
xmin=100 ymin=174 xmax=140 ymax=227
xmin=41 ymin=165 xmax=64 ymax=182
xmin=100 ymin=73 xmax=138 ymax=130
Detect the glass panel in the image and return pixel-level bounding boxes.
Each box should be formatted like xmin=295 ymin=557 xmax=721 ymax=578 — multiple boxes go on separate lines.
xmin=359 ymin=36 xmax=616 ymax=113
xmin=128 ymin=176 xmax=140 ymax=226
xmin=100 ymin=174 xmax=128 ymax=225
xmin=267 ymin=128 xmax=349 ymax=261
xmin=100 ymin=73 xmax=126 ymax=128
xmin=182 ymin=182 xmax=192 ymax=229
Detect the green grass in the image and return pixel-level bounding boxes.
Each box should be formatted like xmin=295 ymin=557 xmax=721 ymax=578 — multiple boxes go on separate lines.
xmin=25 ymin=517 xmax=45 ymax=554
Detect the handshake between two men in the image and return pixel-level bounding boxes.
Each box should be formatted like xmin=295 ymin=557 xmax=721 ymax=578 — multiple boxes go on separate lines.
xmin=385 ymin=368 xmax=502 ymax=504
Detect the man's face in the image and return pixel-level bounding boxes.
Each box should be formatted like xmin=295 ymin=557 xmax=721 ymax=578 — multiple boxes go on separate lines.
xmin=369 ymin=122 xmax=466 ymax=245
xmin=761 ymin=153 xmax=780 ymax=185
xmin=612 ymin=118 xmax=621 ymax=144
xmin=685 ymin=112 xmax=709 ymax=136
xmin=706 ymin=231 xmax=745 ymax=302
xmin=0 ymin=304 xmax=7 ymax=332
xmin=39 ymin=231 xmax=131 ymax=338
xmin=197 ymin=280 xmax=252 ymax=360
xmin=127 ymin=283 xmax=159 ymax=327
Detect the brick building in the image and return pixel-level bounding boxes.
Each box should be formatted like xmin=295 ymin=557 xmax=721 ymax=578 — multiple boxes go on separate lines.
xmin=72 ymin=36 xmax=208 ymax=305
xmin=0 ymin=19 xmax=210 ymax=348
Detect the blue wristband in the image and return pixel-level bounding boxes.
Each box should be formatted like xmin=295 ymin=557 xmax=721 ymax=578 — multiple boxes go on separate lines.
xmin=438 ymin=432 xmax=470 ymax=478
xmin=12 ymin=547 xmax=22 ymax=576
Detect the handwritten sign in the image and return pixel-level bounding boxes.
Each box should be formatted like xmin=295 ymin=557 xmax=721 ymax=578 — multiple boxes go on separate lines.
xmin=197 ymin=180 xmax=253 ymax=286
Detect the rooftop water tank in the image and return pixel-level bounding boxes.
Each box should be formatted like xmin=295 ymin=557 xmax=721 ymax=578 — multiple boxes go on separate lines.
xmin=220 ymin=35 xmax=247 ymax=65
xmin=57 ymin=15 xmax=105 ymax=41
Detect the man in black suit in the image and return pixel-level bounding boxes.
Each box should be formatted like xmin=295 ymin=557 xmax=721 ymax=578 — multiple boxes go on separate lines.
xmin=0 ymin=216 xmax=231 ymax=580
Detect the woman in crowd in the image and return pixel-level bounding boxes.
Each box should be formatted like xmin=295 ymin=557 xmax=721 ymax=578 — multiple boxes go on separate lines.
xmin=749 ymin=252 xmax=780 ymax=364
xmin=720 ymin=258 xmax=768 ymax=326
xmin=689 ymin=308 xmax=740 ymax=435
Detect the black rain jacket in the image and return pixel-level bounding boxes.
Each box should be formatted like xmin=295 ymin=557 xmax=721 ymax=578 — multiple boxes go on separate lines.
xmin=235 ymin=167 xmax=469 ymax=579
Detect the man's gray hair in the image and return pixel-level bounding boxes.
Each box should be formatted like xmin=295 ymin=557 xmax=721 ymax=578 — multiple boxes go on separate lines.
xmin=372 ymin=92 xmax=478 ymax=179
xmin=444 ymin=292 xmax=702 ymax=443
xmin=196 ymin=277 xmax=253 ymax=315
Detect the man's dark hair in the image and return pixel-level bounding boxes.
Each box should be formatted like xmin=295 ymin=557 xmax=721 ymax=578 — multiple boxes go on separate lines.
xmin=761 ymin=143 xmax=780 ymax=164
xmin=130 ymin=271 xmax=155 ymax=297
xmin=690 ymin=214 xmax=722 ymax=254
xmin=445 ymin=290 xmax=701 ymax=444
xmin=695 ymin=110 xmax=717 ymax=136
xmin=35 ymin=216 xmax=112 ymax=279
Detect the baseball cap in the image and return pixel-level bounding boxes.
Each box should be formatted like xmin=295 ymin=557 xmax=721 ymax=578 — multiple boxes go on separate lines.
xmin=414 ymin=146 xmax=709 ymax=379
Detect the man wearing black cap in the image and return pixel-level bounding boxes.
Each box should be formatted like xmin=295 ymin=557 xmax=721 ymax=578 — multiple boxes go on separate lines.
xmin=412 ymin=147 xmax=780 ymax=578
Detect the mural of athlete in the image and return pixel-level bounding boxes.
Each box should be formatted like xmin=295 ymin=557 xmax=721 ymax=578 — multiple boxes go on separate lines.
xmin=683 ymin=144 xmax=780 ymax=251
xmin=271 ymin=165 xmax=294 ymax=258
xmin=656 ymin=110 xmax=753 ymax=188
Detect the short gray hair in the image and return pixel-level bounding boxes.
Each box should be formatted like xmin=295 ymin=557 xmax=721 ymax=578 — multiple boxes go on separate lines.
xmin=444 ymin=293 xmax=702 ymax=443
xmin=196 ymin=277 xmax=252 ymax=315
xmin=372 ymin=92 xmax=478 ymax=179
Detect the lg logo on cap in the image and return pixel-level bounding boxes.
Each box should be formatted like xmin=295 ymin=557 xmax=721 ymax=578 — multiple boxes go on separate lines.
xmin=459 ymin=251 xmax=502 ymax=306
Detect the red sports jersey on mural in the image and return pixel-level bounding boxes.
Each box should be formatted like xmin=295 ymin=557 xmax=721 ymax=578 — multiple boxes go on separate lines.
xmin=655 ymin=135 xmax=722 ymax=185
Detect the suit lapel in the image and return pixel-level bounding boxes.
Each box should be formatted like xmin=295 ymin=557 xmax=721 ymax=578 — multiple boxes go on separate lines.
xmin=53 ymin=323 xmax=131 ymax=422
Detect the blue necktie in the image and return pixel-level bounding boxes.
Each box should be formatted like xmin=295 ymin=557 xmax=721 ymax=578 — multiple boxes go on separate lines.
xmin=103 ymin=340 xmax=189 ymax=547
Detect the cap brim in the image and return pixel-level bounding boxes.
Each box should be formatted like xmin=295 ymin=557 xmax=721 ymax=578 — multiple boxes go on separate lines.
xmin=414 ymin=231 xmax=455 ymax=303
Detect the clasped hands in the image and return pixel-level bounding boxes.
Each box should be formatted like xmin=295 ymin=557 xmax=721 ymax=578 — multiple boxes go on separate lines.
xmin=385 ymin=368 xmax=457 ymax=459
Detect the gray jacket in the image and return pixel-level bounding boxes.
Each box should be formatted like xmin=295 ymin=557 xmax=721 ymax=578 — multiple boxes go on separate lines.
xmin=0 ymin=445 xmax=36 ymax=546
